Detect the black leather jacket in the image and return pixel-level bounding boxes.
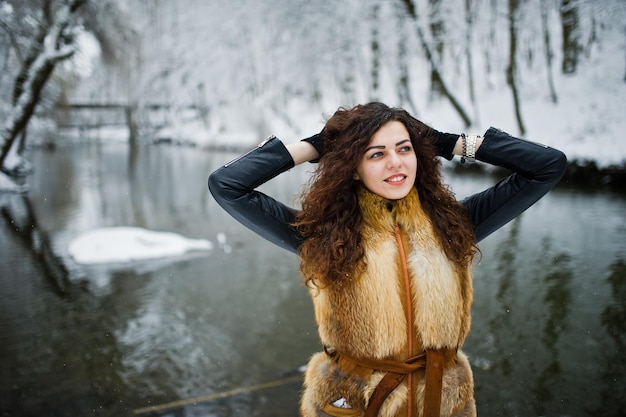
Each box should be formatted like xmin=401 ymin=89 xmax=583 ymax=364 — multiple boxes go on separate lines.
xmin=208 ymin=127 xmax=567 ymax=253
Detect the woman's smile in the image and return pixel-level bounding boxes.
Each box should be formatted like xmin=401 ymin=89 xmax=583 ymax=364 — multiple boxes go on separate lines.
xmin=385 ymin=174 xmax=407 ymax=184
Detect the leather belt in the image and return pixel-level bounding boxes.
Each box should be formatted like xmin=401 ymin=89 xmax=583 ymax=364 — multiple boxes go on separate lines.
xmin=324 ymin=346 xmax=457 ymax=417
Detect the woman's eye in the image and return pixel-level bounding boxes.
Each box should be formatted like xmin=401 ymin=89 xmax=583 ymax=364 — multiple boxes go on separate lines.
xmin=399 ymin=145 xmax=413 ymax=153
xmin=368 ymin=151 xmax=383 ymax=159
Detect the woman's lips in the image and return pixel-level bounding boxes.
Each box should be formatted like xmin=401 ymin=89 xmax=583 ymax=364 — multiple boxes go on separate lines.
xmin=385 ymin=174 xmax=407 ymax=185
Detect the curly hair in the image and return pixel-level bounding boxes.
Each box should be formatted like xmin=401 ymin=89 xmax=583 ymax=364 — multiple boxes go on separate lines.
xmin=294 ymin=102 xmax=477 ymax=288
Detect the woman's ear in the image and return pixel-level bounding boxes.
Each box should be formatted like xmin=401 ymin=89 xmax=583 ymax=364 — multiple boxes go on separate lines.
xmin=353 ymin=172 xmax=360 ymax=180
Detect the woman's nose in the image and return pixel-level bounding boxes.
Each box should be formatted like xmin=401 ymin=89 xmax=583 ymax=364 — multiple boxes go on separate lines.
xmin=387 ymin=152 xmax=402 ymax=168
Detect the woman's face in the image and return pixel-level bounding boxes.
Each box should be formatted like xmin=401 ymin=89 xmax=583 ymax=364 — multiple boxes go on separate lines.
xmin=354 ymin=121 xmax=417 ymax=200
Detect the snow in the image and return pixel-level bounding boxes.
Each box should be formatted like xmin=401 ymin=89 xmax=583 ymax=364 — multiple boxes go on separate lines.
xmin=68 ymin=227 xmax=212 ymax=265
xmin=181 ymin=67 xmax=626 ymax=167
xmin=2 ymin=3 xmax=625 ymax=194
xmin=1 ymin=1 xmax=624 ymax=179
xmin=57 ymin=125 xmax=130 ymax=143
xmin=117 ymin=1 xmax=624 ymax=168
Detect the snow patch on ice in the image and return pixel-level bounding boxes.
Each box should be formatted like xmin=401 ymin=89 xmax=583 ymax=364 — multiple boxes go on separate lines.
xmin=68 ymin=226 xmax=212 ymax=265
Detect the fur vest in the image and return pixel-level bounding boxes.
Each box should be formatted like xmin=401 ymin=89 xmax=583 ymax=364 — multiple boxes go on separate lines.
xmin=300 ymin=187 xmax=475 ymax=417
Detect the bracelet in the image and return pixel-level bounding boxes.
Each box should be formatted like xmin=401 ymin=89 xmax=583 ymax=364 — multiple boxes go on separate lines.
xmin=460 ymin=134 xmax=467 ymax=163
xmin=461 ymin=134 xmax=479 ymax=163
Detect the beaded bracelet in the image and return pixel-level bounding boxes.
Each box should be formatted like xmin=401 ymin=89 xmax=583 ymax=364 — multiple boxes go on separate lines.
xmin=461 ymin=133 xmax=467 ymax=163
xmin=461 ymin=134 xmax=478 ymax=163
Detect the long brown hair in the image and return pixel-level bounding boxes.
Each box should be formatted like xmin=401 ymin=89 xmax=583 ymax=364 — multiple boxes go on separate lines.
xmin=294 ymin=102 xmax=477 ymax=288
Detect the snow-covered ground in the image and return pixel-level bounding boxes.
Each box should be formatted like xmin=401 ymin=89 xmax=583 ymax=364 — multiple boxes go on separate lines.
xmin=164 ymin=64 xmax=626 ymax=169
xmin=145 ymin=30 xmax=621 ymax=165
xmin=147 ymin=2 xmax=626 ymax=170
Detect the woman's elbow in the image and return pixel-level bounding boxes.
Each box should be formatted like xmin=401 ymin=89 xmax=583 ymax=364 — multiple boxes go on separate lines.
xmin=208 ymin=169 xmax=233 ymax=205
xmin=207 ymin=170 xmax=220 ymax=197
xmin=541 ymin=148 xmax=568 ymax=186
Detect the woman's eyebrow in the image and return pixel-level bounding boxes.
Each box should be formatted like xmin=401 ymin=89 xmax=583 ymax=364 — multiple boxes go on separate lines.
xmin=365 ymin=144 xmax=385 ymax=152
xmin=365 ymin=139 xmax=411 ymax=153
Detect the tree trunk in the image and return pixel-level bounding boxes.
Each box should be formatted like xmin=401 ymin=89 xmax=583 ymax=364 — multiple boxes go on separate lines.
xmin=399 ymin=0 xmax=472 ymax=127
xmin=394 ymin=2 xmax=418 ymax=115
xmin=541 ymin=0 xmax=558 ymax=103
xmin=483 ymin=0 xmax=498 ymax=89
xmin=561 ymin=0 xmax=580 ymax=74
xmin=126 ymin=104 xmax=139 ymax=146
xmin=369 ymin=3 xmax=381 ymax=101
xmin=507 ymin=0 xmax=526 ymax=135
xmin=465 ymin=0 xmax=479 ymax=121
xmin=12 ymin=0 xmax=51 ymax=106
xmin=397 ymin=33 xmax=419 ymax=116
xmin=1 ymin=57 xmax=57 ymax=171
xmin=337 ymin=35 xmax=356 ymax=103
xmin=429 ymin=0 xmax=445 ymax=96
xmin=0 ymin=0 xmax=84 ymax=174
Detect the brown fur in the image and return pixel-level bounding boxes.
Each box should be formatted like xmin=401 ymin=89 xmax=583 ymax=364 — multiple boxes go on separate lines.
xmin=301 ymin=352 xmax=474 ymax=417
xmin=301 ymin=187 xmax=475 ymax=417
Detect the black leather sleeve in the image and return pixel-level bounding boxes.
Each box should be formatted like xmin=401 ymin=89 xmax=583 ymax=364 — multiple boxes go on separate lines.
xmin=208 ymin=136 xmax=303 ymax=253
xmin=208 ymin=129 xmax=567 ymax=252
xmin=462 ymin=127 xmax=567 ymax=242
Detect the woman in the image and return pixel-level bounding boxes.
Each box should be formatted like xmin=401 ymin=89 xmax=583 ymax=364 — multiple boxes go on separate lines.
xmin=208 ymin=102 xmax=567 ymax=417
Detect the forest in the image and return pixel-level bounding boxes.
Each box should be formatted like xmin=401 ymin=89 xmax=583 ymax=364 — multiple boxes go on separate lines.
xmin=1 ymin=0 xmax=625 ymax=192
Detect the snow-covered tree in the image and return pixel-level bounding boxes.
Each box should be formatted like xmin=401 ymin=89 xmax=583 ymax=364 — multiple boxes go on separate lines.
xmin=0 ymin=0 xmax=134 ymax=192
xmin=1 ymin=0 xmax=84 ymax=188
xmin=2 ymin=0 xmax=624 ymax=184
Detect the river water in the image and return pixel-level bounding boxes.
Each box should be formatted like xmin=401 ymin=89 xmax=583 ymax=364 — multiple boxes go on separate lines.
xmin=0 ymin=141 xmax=624 ymax=417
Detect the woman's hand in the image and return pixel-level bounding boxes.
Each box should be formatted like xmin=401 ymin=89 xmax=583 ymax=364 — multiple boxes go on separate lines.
xmin=287 ymin=140 xmax=320 ymax=165
xmin=300 ymin=131 xmax=325 ymax=163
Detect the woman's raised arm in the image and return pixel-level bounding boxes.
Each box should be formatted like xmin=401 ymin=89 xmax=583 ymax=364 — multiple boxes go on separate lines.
xmin=208 ymin=136 xmax=308 ymax=253
xmin=460 ymin=127 xmax=567 ymax=242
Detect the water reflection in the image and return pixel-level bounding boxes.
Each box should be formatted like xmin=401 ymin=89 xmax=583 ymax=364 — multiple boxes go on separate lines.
xmin=485 ymin=216 xmax=522 ymax=378
xmin=533 ymin=247 xmax=573 ymax=413
xmin=0 ymin=143 xmax=624 ymax=417
xmin=0 ymin=194 xmax=72 ymax=296
xmin=602 ymin=258 xmax=626 ymax=347
xmin=593 ymin=257 xmax=626 ymax=416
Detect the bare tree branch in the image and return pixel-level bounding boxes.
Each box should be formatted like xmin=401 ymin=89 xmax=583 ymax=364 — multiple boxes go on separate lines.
xmin=507 ymin=0 xmax=526 ymax=135
xmin=399 ymin=0 xmax=473 ymax=127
